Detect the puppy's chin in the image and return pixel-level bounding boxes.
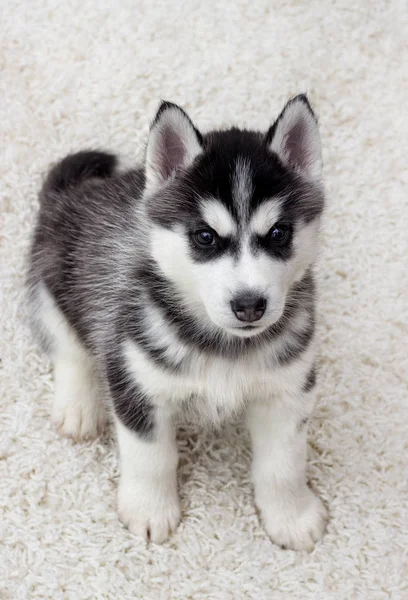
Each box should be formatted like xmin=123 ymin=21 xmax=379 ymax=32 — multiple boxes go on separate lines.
xmin=224 ymin=324 xmax=268 ymax=338
xmin=204 ymin=311 xmax=264 ymax=338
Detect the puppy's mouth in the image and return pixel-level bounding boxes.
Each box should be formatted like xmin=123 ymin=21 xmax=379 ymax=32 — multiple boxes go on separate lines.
xmin=225 ymin=323 xmax=266 ymax=338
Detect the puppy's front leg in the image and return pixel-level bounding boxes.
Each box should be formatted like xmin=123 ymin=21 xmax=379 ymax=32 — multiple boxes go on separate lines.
xmin=107 ymin=357 xmax=180 ymax=543
xmin=114 ymin=416 xmax=180 ymax=544
xmin=246 ymin=386 xmax=327 ymax=551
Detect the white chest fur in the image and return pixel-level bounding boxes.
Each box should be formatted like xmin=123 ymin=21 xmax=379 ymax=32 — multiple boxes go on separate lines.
xmin=124 ymin=338 xmax=314 ymax=424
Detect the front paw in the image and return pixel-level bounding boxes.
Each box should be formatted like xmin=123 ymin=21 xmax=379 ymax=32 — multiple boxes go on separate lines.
xmin=256 ymin=485 xmax=328 ymax=551
xmin=117 ymin=476 xmax=181 ymax=544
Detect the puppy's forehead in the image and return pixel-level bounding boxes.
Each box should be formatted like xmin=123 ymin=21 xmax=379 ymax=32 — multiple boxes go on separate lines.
xmin=231 ymin=157 xmax=253 ymax=221
xmin=193 ymin=128 xmax=289 ymax=221
xmin=199 ymin=158 xmax=253 ymax=235
xmin=194 ymin=130 xmax=284 ymax=215
xmin=199 ymin=156 xmax=283 ymax=236
xmin=231 ymin=158 xmax=284 ymax=234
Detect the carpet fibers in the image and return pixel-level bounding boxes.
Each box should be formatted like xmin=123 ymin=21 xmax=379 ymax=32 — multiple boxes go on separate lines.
xmin=1 ymin=1 xmax=407 ymax=598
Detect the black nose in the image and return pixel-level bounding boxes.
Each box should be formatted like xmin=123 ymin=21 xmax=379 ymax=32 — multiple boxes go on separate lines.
xmin=230 ymin=293 xmax=267 ymax=323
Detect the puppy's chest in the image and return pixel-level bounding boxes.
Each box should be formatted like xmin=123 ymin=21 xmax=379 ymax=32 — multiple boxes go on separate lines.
xmin=181 ymin=353 xmax=264 ymax=400
xmin=125 ymin=336 xmax=309 ymax=422
xmin=130 ymin=342 xmax=279 ymax=413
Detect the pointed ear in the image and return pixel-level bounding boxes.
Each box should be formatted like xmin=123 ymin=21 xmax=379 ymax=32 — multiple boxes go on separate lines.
xmin=145 ymin=101 xmax=203 ymax=192
xmin=266 ymin=95 xmax=322 ymax=181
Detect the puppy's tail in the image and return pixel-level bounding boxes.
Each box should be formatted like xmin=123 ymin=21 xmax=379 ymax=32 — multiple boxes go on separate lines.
xmin=42 ymin=150 xmax=117 ymax=193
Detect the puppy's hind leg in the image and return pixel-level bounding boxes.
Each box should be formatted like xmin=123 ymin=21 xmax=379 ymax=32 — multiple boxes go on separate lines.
xmin=38 ymin=285 xmax=107 ymax=441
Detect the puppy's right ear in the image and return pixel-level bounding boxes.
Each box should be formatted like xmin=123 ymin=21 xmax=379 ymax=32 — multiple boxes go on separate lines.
xmin=145 ymin=102 xmax=203 ymax=193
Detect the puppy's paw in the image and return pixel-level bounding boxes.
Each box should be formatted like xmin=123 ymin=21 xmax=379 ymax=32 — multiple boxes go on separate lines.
xmin=117 ymin=477 xmax=181 ymax=544
xmin=52 ymin=378 xmax=106 ymax=441
xmin=52 ymin=398 xmax=106 ymax=441
xmin=257 ymin=486 xmax=328 ymax=551
xmin=52 ymin=358 xmax=106 ymax=441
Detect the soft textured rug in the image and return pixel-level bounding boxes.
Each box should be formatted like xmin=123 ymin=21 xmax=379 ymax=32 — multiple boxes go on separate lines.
xmin=1 ymin=1 xmax=407 ymax=598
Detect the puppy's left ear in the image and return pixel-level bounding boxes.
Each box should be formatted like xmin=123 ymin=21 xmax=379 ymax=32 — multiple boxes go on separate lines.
xmin=266 ymin=95 xmax=322 ymax=181
xmin=145 ymin=101 xmax=203 ymax=192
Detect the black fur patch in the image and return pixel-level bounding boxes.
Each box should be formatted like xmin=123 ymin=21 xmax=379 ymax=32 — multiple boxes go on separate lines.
xmin=44 ymin=150 xmax=117 ymax=193
xmin=106 ymin=352 xmax=155 ymax=438
xmin=123 ymin=300 xmax=183 ymax=373
xmin=187 ymin=231 xmax=234 ymax=263
xmin=251 ymin=224 xmax=294 ymax=261
xmin=29 ymin=161 xmax=146 ymax=351
xmin=303 ymin=365 xmax=317 ymax=393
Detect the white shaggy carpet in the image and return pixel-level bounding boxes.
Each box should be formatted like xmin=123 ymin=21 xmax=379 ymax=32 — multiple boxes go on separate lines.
xmin=1 ymin=1 xmax=407 ymax=598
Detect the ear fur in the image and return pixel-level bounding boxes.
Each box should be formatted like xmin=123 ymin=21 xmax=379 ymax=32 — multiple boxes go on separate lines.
xmin=267 ymin=94 xmax=322 ymax=181
xmin=145 ymin=101 xmax=203 ymax=192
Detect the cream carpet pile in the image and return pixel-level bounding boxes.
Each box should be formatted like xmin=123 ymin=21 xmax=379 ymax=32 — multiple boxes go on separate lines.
xmin=1 ymin=1 xmax=407 ymax=598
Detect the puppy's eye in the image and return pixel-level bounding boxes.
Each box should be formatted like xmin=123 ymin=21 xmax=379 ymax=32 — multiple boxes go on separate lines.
xmin=194 ymin=230 xmax=215 ymax=246
xmin=269 ymin=223 xmax=291 ymax=244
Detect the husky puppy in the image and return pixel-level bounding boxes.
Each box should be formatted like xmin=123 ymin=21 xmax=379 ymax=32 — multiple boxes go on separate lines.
xmin=28 ymin=96 xmax=327 ymax=549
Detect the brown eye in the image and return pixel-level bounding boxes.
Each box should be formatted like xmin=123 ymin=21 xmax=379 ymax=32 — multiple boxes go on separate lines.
xmin=194 ymin=230 xmax=215 ymax=246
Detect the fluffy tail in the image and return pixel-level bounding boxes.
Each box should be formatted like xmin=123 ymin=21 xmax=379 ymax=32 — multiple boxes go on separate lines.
xmin=43 ymin=150 xmax=117 ymax=193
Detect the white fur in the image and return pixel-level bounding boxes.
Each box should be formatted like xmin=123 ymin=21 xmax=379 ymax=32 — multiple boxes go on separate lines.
xmin=200 ymin=198 xmax=237 ymax=237
xmin=124 ymin=336 xmax=316 ymax=425
xmin=232 ymin=157 xmax=253 ymax=220
xmin=38 ymin=285 xmax=106 ymax=440
xmin=292 ymin=219 xmax=321 ymax=281
xmin=122 ymin=333 xmax=324 ymax=550
xmin=249 ymin=199 xmax=283 ymax=236
xmin=246 ymin=391 xmax=327 ymax=550
xmin=115 ymin=416 xmax=180 ymax=544
xmin=149 ymin=224 xmax=206 ymax=307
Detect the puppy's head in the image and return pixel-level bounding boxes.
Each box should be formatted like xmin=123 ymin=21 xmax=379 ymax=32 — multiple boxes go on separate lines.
xmin=144 ymin=97 xmax=324 ymax=337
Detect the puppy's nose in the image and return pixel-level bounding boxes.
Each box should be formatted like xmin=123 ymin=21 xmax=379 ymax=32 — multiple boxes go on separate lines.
xmin=230 ymin=293 xmax=267 ymax=323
